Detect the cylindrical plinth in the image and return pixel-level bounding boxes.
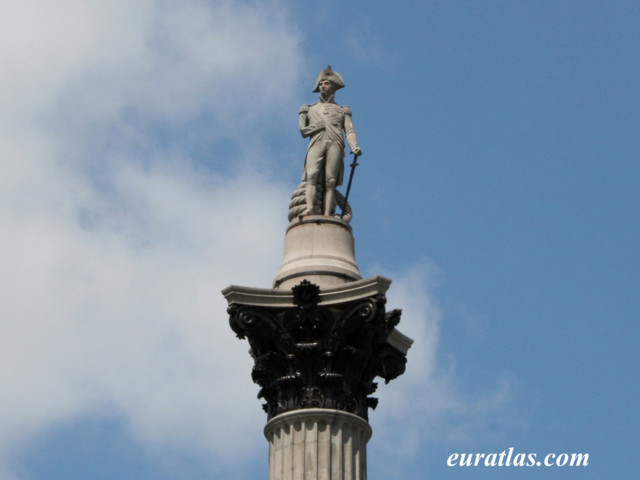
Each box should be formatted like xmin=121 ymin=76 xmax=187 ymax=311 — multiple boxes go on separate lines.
xmin=264 ymin=409 xmax=372 ymax=480
xmin=274 ymin=216 xmax=361 ymax=290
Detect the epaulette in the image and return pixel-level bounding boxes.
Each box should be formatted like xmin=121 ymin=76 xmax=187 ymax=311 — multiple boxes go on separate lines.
xmin=299 ymin=105 xmax=310 ymax=114
xmin=342 ymin=105 xmax=352 ymax=115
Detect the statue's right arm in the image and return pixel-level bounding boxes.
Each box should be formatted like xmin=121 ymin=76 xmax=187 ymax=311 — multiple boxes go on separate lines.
xmin=299 ymin=105 xmax=324 ymax=138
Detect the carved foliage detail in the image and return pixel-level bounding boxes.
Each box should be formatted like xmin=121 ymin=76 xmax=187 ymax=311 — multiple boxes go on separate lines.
xmin=228 ymin=284 xmax=407 ymax=420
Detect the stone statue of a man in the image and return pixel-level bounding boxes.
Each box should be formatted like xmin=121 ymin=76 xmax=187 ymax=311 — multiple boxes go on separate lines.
xmin=299 ymin=66 xmax=362 ymax=216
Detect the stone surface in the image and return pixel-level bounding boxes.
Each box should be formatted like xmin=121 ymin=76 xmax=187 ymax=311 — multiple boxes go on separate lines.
xmin=223 ymin=275 xmax=392 ymax=309
xmin=264 ymin=409 xmax=371 ymax=480
xmin=273 ymin=216 xmax=361 ymax=289
xmin=387 ymin=327 xmax=414 ymax=355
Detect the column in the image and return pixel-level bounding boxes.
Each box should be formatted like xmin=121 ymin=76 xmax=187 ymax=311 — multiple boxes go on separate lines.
xmin=265 ymin=409 xmax=372 ymax=480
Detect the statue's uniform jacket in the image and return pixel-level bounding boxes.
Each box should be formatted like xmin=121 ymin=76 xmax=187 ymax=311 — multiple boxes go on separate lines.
xmin=299 ymin=97 xmax=358 ymax=187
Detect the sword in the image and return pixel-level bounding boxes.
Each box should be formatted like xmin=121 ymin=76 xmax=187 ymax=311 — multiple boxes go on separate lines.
xmin=341 ymin=153 xmax=359 ymax=218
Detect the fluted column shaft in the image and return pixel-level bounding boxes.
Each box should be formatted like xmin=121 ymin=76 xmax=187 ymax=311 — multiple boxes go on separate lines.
xmin=264 ymin=409 xmax=372 ymax=480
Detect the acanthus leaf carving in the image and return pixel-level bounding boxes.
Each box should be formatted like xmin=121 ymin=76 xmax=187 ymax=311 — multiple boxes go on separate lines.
xmin=227 ymin=282 xmax=408 ymax=420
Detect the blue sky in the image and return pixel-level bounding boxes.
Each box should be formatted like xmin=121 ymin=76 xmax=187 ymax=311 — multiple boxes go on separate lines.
xmin=1 ymin=1 xmax=638 ymax=479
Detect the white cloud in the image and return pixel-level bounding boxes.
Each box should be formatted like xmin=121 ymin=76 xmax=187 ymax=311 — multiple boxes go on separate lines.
xmin=0 ymin=0 xmax=301 ymax=478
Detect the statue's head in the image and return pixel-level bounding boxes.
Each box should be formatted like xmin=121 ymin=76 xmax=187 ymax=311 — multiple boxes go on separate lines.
xmin=313 ymin=65 xmax=345 ymax=93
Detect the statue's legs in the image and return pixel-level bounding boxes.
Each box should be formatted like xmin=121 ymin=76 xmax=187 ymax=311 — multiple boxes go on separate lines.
xmin=303 ymin=141 xmax=343 ymax=216
xmin=324 ymin=144 xmax=343 ymax=216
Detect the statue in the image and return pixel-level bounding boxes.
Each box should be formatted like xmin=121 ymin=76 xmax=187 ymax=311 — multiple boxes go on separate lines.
xmin=298 ymin=66 xmax=362 ymax=217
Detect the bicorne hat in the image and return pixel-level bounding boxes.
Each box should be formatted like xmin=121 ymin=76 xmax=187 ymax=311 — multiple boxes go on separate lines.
xmin=312 ymin=65 xmax=345 ymax=92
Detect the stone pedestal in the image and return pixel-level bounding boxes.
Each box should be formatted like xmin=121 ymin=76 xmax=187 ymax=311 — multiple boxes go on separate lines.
xmin=265 ymin=409 xmax=371 ymax=480
xmin=274 ymin=216 xmax=361 ymax=290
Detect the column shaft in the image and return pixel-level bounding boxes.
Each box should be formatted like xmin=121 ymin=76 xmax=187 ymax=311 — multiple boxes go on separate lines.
xmin=265 ymin=409 xmax=371 ymax=480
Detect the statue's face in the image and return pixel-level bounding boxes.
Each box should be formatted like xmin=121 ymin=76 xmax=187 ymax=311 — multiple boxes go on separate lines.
xmin=318 ymin=79 xmax=334 ymax=96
